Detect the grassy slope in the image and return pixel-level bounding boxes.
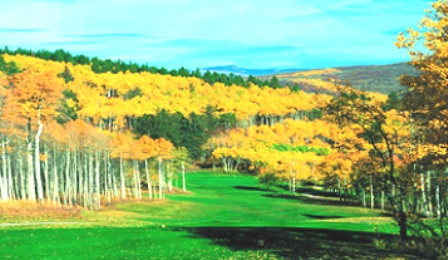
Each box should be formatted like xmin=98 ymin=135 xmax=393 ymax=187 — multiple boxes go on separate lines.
xmin=262 ymin=63 xmax=417 ymax=94
xmin=0 ymin=172 xmax=420 ymax=259
xmin=332 ymin=63 xmax=417 ymax=94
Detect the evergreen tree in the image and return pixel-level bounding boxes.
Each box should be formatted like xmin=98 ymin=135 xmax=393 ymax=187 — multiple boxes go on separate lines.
xmin=0 ymin=55 xmax=20 ymax=75
xmin=269 ymin=76 xmax=281 ymax=89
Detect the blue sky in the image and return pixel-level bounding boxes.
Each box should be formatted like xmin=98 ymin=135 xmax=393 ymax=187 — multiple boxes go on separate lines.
xmin=0 ymin=0 xmax=432 ymax=70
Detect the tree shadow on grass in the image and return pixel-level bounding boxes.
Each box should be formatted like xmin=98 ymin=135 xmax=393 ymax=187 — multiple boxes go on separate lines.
xmin=175 ymin=226 xmax=423 ymax=259
xmin=263 ymin=193 xmax=364 ymax=208
xmin=296 ymin=187 xmax=340 ymax=198
xmin=265 ymin=194 xmax=394 ymax=217
xmin=233 ymin=186 xmax=266 ymax=192
xmin=277 ymin=185 xmax=339 ymax=198
xmin=235 ymin=184 xmax=360 ymax=208
xmin=302 ymin=214 xmax=344 ymax=220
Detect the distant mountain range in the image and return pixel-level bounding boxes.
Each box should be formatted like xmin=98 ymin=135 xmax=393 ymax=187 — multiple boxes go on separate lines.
xmin=202 ymin=65 xmax=306 ymax=76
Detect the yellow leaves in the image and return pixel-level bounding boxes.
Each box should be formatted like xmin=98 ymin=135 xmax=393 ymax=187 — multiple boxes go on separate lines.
xmin=411 ymin=144 xmax=448 ymax=161
xmin=407 ymin=28 xmax=420 ymax=38
xmin=2 ymin=70 xmax=64 ymax=126
xmin=365 ymin=92 xmax=388 ymax=104
xmin=39 ymin=153 xmax=48 ymax=161
xmin=3 ymin=54 xmax=65 ymax=74
xmin=65 ymin=98 xmax=77 ymax=110
xmin=291 ymin=78 xmax=337 ymax=93
xmin=395 ymin=34 xmax=407 ymax=49
xmin=3 ymin=53 xmax=331 ymax=124
xmin=209 ymin=120 xmax=335 ymax=181
xmin=109 ymin=132 xmax=174 ymax=160
xmin=394 ymin=0 xmax=448 ymax=171
xmin=156 ymin=138 xmax=174 ymax=159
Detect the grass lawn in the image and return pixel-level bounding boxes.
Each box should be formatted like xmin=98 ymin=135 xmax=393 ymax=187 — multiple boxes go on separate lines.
xmin=0 ymin=171 xmax=422 ymax=259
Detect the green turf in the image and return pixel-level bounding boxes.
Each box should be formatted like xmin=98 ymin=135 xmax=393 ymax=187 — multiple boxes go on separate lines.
xmin=0 ymin=172 xmax=420 ymax=259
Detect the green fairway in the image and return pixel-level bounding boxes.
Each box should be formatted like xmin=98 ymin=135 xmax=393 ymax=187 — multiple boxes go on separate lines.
xmin=0 ymin=172 xmax=420 ymax=259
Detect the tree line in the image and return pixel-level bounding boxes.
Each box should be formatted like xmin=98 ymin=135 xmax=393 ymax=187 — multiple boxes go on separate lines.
xmin=0 ymin=47 xmax=290 ymax=90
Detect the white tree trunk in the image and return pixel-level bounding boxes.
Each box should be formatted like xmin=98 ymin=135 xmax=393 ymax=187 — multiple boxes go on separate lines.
xmin=73 ymin=150 xmax=78 ymax=205
xmin=292 ymin=176 xmax=296 ymax=194
xmin=436 ymin=185 xmax=441 ymax=218
xmin=95 ymin=151 xmax=101 ymax=210
xmin=88 ymin=153 xmax=94 ymax=210
xmin=106 ymin=152 xmax=112 ymax=205
xmin=427 ymin=170 xmax=433 ymax=218
xmin=120 ymin=155 xmax=126 ymax=199
xmin=35 ymin=120 xmax=44 ymax=202
xmin=370 ymin=174 xmax=374 ymax=209
xmin=222 ymin=157 xmax=228 ymax=173
xmin=53 ymin=149 xmax=60 ymax=206
xmin=18 ymin=151 xmax=26 ymax=200
xmin=132 ymin=160 xmax=141 ymax=199
xmin=158 ymin=158 xmax=163 ymax=199
xmin=83 ymin=153 xmax=88 ymax=207
xmin=1 ymin=141 xmax=8 ymax=201
xmin=43 ymin=145 xmax=50 ymax=201
xmin=167 ymin=162 xmax=172 ymax=193
xmin=421 ymin=173 xmax=428 ymax=217
xmin=65 ymin=150 xmax=71 ymax=207
xmin=362 ymin=188 xmax=366 ymax=208
xmin=27 ymin=142 xmax=36 ymax=201
xmin=145 ymin=159 xmax=152 ymax=200
xmin=6 ymin=155 xmax=13 ymax=200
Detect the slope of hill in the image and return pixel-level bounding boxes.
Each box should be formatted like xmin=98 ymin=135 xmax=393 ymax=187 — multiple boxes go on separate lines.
xmin=260 ymin=63 xmax=418 ymax=94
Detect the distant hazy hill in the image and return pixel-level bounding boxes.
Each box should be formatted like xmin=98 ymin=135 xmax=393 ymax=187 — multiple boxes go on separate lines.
xmin=203 ymin=65 xmax=305 ymax=76
xmin=204 ymin=63 xmax=417 ymax=94
xmin=331 ymin=63 xmax=417 ymax=94
xmin=260 ymin=63 xmax=418 ymax=94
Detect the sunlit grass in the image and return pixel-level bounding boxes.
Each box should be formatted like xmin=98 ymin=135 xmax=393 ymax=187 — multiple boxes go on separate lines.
xmin=0 ymin=171 xmax=413 ymax=259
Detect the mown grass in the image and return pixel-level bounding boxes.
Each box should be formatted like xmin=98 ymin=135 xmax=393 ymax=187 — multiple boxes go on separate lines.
xmin=0 ymin=171 xmax=422 ymax=259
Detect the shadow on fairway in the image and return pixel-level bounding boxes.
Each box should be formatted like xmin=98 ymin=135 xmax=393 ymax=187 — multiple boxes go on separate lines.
xmin=176 ymin=226 xmax=421 ymax=259
xmin=262 ymin=193 xmax=363 ymax=208
xmin=296 ymin=187 xmax=341 ymax=198
xmin=302 ymin=214 xmax=344 ymax=220
xmin=233 ymin=186 xmax=266 ymax=192
xmin=277 ymin=185 xmax=339 ymax=198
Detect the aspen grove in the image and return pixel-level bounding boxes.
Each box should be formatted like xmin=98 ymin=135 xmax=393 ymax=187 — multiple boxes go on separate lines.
xmin=0 ymin=53 xmax=332 ymax=209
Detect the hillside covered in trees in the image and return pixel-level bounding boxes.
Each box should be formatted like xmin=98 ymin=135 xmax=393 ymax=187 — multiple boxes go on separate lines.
xmin=0 ymin=47 xmax=286 ymax=90
xmin=259 ymin=63 xmax=418 ymax=95
xmin=0 ymin=52 xmax=335 ymax=209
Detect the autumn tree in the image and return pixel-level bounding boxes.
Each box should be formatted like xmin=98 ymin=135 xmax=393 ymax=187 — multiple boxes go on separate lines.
xmin=396 ymin=0 xmax=448 ymax=218
xmin=4 ymin=70 xmax=64 ymax=202
xmin=326 ymin=85 xmax=414 ymax=240
xmin=395 ymin=0 xmax=448 ymax=254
